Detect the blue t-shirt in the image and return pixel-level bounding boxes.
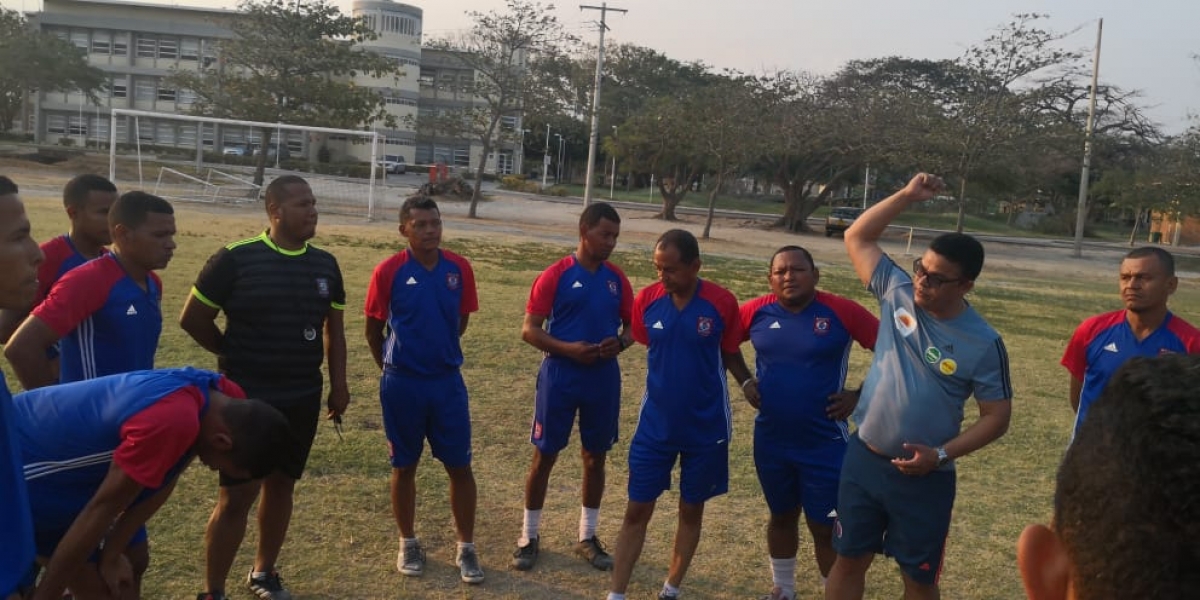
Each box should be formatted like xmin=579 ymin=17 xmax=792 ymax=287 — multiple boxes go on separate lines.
xmin=855 ymin=257 xmax=1012 ymax=462
xmin=741 ymin=291 xmax=878 ymax=446
xmin=0 ymin=372 xmax=35 ymax=596
xmin=526 ymin=254 xmax=633 ymax=349
xmin=631 ymin=280 xmax=744 ymax=450
xmin=364 ymin=249 xmax=479 ymax=376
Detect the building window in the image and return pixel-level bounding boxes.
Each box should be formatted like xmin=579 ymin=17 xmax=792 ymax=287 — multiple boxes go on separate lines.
xmin=156 ymin=122 xmax=175 ymax=145
xmin=157 ymin=38 xmax=178 ymax=60
xmin=134 ymin=79 xmax=155 ymax=101
xmin=500 ymin=115 xmax=518 ymax=131
xmin=178 ymin=125 xmax=197 ymax=146
xmin=418 ymin=69 xmax=435 ymax=86
xmin=113 ymin=32 xmax=128 ymax=56
xmin=70 ymin=31 xmax=89 ymax=53
xmin=180 ymin=38 xmax=199 ymax=61
xmin=68 ymin=116 xmax=87 ymax=136
xmin=90 ymin=118 xmax=109 ymax=141
xmin=178 ymin=89 xmax=196 ymax=106
xmin=453 ymin=148 xmax=470 ymax=167
xmin=91 ymin=31 xmax=111 ymax=55
xmin=157 ymin=86 xmax=177 ymax=102
xmin=47 ymin=115 xmax=67 ymax=135
xmin=136 ymin=36 xmax=157 ymax=58
xmin=111 ymin=79 xmax=127 ymax=99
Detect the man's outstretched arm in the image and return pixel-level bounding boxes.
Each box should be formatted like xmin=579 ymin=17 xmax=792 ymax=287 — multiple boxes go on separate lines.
xmin=845 ymin=173 xmax=945 ymax=286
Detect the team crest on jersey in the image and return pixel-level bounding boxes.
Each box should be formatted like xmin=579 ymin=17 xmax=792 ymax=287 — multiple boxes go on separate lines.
xmin=608 ymin=279 xmax=619 ymax=296
xmin=315 ymin=277 xmax=330 ymax=298
xmin=697 ymin=316 xmax=714 ymax=336
xmin=814 ymin=317 xmax=830 ymax=335
xmin=446 ymin=272 xmax=461 ymax=290
xmin=893 ymin=307 xmax=917 ymax=337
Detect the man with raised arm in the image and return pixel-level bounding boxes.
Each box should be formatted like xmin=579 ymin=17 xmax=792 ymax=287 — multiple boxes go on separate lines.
xmin=826 ymin=173 xmax=1013 ymax=600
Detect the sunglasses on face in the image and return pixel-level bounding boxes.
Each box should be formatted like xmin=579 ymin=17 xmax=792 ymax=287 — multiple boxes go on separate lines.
xmin=912 ymin=258 xmax=964 ymax=287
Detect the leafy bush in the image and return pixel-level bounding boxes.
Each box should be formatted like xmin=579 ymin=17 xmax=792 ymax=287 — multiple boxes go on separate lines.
xmin=498 ymin=175 xmax=540 ymax=193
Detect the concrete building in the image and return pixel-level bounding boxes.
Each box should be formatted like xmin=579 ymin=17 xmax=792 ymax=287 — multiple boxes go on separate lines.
xmin=20 ymin=0 xmax=518 ymax=172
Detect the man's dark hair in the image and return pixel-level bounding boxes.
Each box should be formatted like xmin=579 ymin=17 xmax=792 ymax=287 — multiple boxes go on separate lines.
xmin=0 ymin=175 xmax=17 ymax=196
xmin=1055 ymin=354 xmax=1200 ymax=599
xmin=399 ymin=194 xmax=439 ymax=225
xmin=109 ymin=191 xmax=173 ymax=229
xmin=770 ymin=245 xmax=815 ymax=271
xmin=929 ymin=233 xmax=984 ymax=281
xmin=264 ymin=175 xmax=309 ymax=209
xmin=656 ymin=229 xmax=699 ymax=264
xmin=1125 ymin=246 xmax=1175 ymax=277
xmin=580 ymin=202 xmax=620 ymax=229
xmin=220 ymin=398 xmax=297 ymax=480
xmin=63 ymin=174 xmax=117 ymax=209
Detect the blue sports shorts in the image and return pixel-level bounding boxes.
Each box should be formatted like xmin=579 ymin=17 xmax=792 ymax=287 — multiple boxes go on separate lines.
xmin=530 ymin=357 xmax=620 ymax=454
xmin=627 ymin=435 xmax=728 ymax=504
xmin=754 ymin=429 xmax=845 ymax=521
xmin=380 ymin=367 xmax=472 ymax=468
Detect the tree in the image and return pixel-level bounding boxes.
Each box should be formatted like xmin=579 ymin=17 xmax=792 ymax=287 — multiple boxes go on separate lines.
xmin=691 ymin=75 xmax=760 ymax=238
xmin=422 ymin=0 xmax=575 ymax=217
xmin=165 ymin=0 xmax=402 ymax=185
xmin=0 ymin=8 xmax=105 ymax=135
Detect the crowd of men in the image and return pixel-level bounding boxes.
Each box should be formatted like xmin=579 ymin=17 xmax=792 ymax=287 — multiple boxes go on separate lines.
xmin=0 ymin=171 xmax=1196 ymax=600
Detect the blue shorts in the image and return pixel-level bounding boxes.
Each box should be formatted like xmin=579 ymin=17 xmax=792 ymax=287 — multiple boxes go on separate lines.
xmin=380 ymin=367 xmax=472 ymax=469
xmin=754 ymin=429 xmax=845 ymax=521
xmin=833 ymin=435 xmax=955 ymax=585
xmin=627 ymin=436 xmax=728 ymax=504
xmin=530 ymin=357 xmax=620 ymax=454
xmin=34 ymin=523 xmax=148 ymax=561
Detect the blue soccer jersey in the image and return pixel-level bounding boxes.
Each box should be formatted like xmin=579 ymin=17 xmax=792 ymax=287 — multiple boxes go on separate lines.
xmin=741 ymin=291 xmax=878 ymax=445
xmin=527 ymin=254 xmax=633 ymax=347
xmin=364 ymin=249 xmax=479 ymax=376
xmin=33 ymin=254 xmax=162 ymax=382
xmin=631 ymin=280 xmax=744 ymax=450
xmin=16 ymin=368 xmax=227 ymax=537
xmin=1062 ymin=309 xmax=1200 ymax=433
xmin=0 ymin=372 xmax=35 ymax=596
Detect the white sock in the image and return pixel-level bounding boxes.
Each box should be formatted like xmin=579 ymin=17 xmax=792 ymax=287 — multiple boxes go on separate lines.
xmin=579 ymin=506 xmax=600 ymax=541
xmin=770 ymin=556 xmax=797 ymax=597
xmin=662 ymin=582 xmax=680 ymax=597
xmin=820 ymin=574 xmax=828 ymax=589
xmin=457 ymin=541 xmax=475 ymax=554
xmin=401 ymin=537 xmax=419 ymax=548
xmin=519 ymin=509 xmax=542 ymax=546
xmin=606 ymin=594 xmax=626 ymax=600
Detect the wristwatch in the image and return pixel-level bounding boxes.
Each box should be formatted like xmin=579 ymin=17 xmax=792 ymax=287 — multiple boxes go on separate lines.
xmin=935 ymin=447 xmax=950 ymax=467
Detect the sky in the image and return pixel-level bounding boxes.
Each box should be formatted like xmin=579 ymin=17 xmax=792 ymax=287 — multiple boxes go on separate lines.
xmin=6 ymin=0 xmax=1198 ymax=133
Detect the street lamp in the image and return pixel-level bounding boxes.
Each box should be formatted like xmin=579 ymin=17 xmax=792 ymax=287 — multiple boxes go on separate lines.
xmin=518 ymin=128 xmax=530 ymax=176
xmin=555 ymin=133 xmax=565 ymax=184
xmin=609 ymin=125 xmax=617 ymax=200
xmin=541 ymin=124 xmax=551 ymax=189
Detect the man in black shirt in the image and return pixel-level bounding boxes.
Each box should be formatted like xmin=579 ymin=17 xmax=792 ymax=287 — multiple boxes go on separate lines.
xmin=180 ymin=175 xmax=349 ymax=600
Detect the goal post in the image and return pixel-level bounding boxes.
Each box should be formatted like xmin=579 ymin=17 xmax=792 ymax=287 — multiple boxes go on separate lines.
xmin=107 ymin=109 xmax=385 ymax=220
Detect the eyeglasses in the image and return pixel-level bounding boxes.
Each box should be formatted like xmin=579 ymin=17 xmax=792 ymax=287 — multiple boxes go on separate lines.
xmin=912 ymin=258 xmax=964 ymax=287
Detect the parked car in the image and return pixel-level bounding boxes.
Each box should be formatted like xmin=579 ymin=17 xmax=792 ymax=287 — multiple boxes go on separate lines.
xmin=377 ymin=156 xmax=407 ymax=174
xmin=248 ymin=144 xmax=291 ymax=160
xmin=825 ymin=206 xmax=865 ymax=236
xmin=222 ymin=144 xmax=249 ymax=156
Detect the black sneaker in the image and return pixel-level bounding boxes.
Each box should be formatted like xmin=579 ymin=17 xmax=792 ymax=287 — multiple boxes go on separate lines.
xmin=456 ymin=546 xmax=485 ymax=584
xmin=511 ymin=537 xmax=539 ymax=571
xmin=196 ymin=594 xmax=227 ymax=600
xmin=246 ymin=570 xmax=292 ymax=600
xmin=658 ymin=592 xmax=679 ymax=600
xmin=575 ymin=535 xmax=614 ymax=571
xmin=397 ymin=541 xmax=426 ymax=577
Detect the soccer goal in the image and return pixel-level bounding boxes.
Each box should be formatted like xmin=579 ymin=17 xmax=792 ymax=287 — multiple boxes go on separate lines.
xmin=107 ymin=109 xmax=386 ymax=220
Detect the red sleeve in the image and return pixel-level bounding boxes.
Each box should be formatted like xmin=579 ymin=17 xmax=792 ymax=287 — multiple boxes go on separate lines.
xmin=820 ymin=291 xmax=880 ymax=351
xmin=631 ymin=283 xmax=660 ymax=346
xmin=609 ymin=263 xmax=634 ymax=324
xmin=364 ymin=253 xmax=403 ymax=322
xmin=35 ymin=236 xmax=71 ymax=303
xmin=1060 ymin=312 xmax=1121 ymax=380
xmin=739 ymin=295 xmax=774 ymax=343
xmin=526 ymin=257 xmax=569 ymax=317
xmin=31 ymin=258 xmax=118 ymax=337
xmin=114 ymin=387 xmax=204 ymax=489
xmin=217 ymin=375 xmax=246 ymax=399
xmin=1166 ymin=316 xmax=1200 ymax=354
xmin=450 ymin=252 xmax=479 ymax=315
xmin=715 ymin=287 xmax=744 ymax=354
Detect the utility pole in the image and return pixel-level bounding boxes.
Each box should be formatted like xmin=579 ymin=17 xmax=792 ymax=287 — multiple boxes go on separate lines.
xmin=541 ymin=123 xmax=551 ymax=189
xmin=1073 ymin=18 xmax=1103 ymax=258
xmin=580 ymin=2 xmax=626 ymax=207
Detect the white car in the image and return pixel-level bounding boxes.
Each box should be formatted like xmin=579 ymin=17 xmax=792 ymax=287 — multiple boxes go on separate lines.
xmin=377 ymin=157 xmax=407 ymax=174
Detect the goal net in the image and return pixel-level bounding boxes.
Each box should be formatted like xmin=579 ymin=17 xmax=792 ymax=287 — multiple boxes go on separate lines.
xmin=107 ymin=109 xmax=387 ymax=220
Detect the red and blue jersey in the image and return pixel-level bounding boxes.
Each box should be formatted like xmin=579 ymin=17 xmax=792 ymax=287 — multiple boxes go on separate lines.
xmin=15 ymin=368 xmax=244 ymax=534
xmin=1062 ymin=310 xmax=1200 ymax=432
xmin=36 ymin=234 xmax=104 ymax=306
xmin=527 ymin=254 xmax=633 ymax=347
xmin=740 ymin=291 xmax=879 ymax=446
xmin=32 ymin=254 xmax=162 ymax=383
xmin=365 ymin=248 xmax=478 ymax=376
xmin=631 ymin=279 xmax=744 ymax=450
xmin=0 ymin=372 xmax=34 ymax=596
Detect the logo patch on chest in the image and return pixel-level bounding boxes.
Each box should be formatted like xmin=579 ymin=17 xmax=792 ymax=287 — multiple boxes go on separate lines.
xmin=316 ymin=277 xmax=330 ymax=298
xmin=446 ymin=272 xmax=461 ymax=291
xmin=893 ymin=307 xmax=917 ymax=337
xmin=814 ymin=317 xmax=830 ymax=335
xmin=697 ymin=316 xmax=714 ymax=337
xmin=608 ymin=280 xmax=619 ymax=296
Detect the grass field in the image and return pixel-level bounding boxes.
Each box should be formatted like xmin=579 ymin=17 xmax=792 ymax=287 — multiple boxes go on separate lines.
xmin=7 ymin=192 xmax=1199 ymax=600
